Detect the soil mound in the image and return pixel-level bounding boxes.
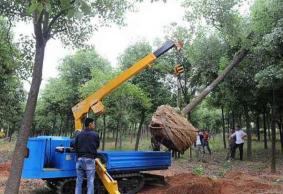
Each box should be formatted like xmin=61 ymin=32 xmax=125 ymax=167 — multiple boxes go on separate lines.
xmin=140 ymin=172 xmax=272 ymax=194
xmin=149 ymin=105 xmax=197 ymax=153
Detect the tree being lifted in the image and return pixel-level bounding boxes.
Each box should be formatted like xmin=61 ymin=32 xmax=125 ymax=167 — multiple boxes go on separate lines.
xmin=149 ymin=48 xmax=249 ymax=153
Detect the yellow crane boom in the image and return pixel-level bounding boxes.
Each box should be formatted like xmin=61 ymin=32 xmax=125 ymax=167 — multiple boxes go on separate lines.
xmin=72 ymin=40 xmax=182 ymax=130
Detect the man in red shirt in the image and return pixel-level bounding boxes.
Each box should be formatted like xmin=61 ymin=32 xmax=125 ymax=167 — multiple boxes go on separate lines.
xmin=202 ymin=129 xmax=212 ymax=155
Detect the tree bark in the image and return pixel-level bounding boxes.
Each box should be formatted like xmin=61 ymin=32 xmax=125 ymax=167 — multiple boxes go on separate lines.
xmin=267 ymin=112 xmax=271 ymax=140
xmin=232 ymin=111 xmax=235 ymax=130
xmin=256 ymin=115 xmax=260 ymax=141
xmin=221 ymin=106 xmax=227 ymax=149
xmin=280 ymin=123 xmax=283 ymax=155
xmin=243 ymin=102 xmax=252 ymax=161
xmin=115 ymin=118 xmax=120 ymax=150
xmin=271 ymin=89 xmax=276 ymax=173
xmin=135 ymin=109 xmax=145 ymax=151
xmin=5 ymin=35 xmax=46 ymax=194
xmin=102 ymin=114 xmax=106 ymax=151
xmin=6 ymin=125 xmax=10 ymax=138
xmin=263 ymin=107 xmax=268 ymax=149
xmin=182 ymin=49 xmax=249 ymax=115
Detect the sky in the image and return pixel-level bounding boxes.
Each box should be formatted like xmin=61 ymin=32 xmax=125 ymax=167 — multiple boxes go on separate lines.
xmin=16 ymin=0 xmax=187 ymax=91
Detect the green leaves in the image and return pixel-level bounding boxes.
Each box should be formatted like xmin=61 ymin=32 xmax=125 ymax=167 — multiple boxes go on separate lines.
xmin=28 ymin=3 xmax=37 ymax=13
xmin=81 ymin=1 xmax=91 ymax=14
xmin=74 ymin=10 xmax=84 ymax=19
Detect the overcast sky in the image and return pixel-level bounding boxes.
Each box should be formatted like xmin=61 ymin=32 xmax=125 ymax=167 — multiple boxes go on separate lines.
xmin=16 ymin=0 xmax=187 ymax=91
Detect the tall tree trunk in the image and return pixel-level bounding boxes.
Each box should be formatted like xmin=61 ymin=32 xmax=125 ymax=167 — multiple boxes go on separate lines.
xmin=279 ymin=112 xmax=283 ymax=155
xmin=280 ymin=124 xmax=283 ymax=155
xmin=256 ymin=115 xmax=260 ymax=141
xmin=232 ymin=111 xmax=235 ymax=130
xmin=5 ymin=35 xmax=46 ymax=194
xmin=135 ymin=109 xmax=145 ymax=151
xmin=59 ymin=119 xmax=63 ymax=136
xmin=133 ymin=123 xmax=136 ymax=138
xmin=182 ymin=49 xmax=249 ymax=115
xmin=278 ymin=122 xmax=283 ymax=155
xmin=102 ymin=114 xmax=106 ymax=151
xmin=271 ymin=89 xmax=276 ymax=173
xmin=115 ymin=118 xmax=119 ymax=150
xmin=119 ymin=125 xmax=123 ymax=150
xmin=263 ymin=107 xmax=268 ymax=149
xmin=243 ymin=102 xmax=252 ymax=161
xmin=51 ymin=114 xmax=57 ymax=136
xmin=130 ymin=123 xmax=134 ymax=144
xmin=6 ymin=125 xmax=10 ymax=138
xmin=267 ymin=112 xmax=271 ymax=140
xmin=239 ymin=114 xmax=242 ymax=127
xmin=227 ymin=110 xmax=230 ymax=130
xmin=221 ymin=106 xmax=227 ymax=149
xmin=65 ymin=114 xmax=69 ymax=136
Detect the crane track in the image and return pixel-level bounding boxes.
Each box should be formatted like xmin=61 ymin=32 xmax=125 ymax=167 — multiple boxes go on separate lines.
xmin=50 ymin=172 xmax=144 ymax=194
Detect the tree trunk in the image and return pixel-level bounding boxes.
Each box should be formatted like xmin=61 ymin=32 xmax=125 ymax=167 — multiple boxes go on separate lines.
xmin=119 ymin=125 xmax=123 ymax=150
xmin=130 ymin=123 xmax=134 ymax=144
xmin=5 ymin=37 xmax=46 ymax=194
xmin=263 ymin=108 xmax=268 ymax=149
xmin=267 ymin=112 xmax=271 ymax=140
xmin=278 ymin=122 xmax=283 ymax=155
xmin=51 ymin=114 xmax=57 ymax=136
xmin=243 ymin=102 xmax=252 ymax=161
xmin=271 ymin=89 xmax=276 ymax=173
xmin=65 ymin=114 xmax=69 ymax=136
xmin=232 ymin=111 xmax=235 ymax=130
xmin=280 ymin=124 xmax=283 ymax=155
xmin=135 ymin=109 xmax=145 ymax=151
xmin=6 ymin=125 xmax=10 ymax=138
xmin=221 ymin=106 xmax=227 ymax=149
xmin=239 ymin=114 xmax=242 ymax=127
xmin=256 ymin=115 xmax=260 ymax=141
xmin=102 ymin=114 xmax=106 ymax=151
xmin=227 ymin=110 xmax=230 ymax=130
xmin=182 ymin=49 xmax=249 ymax=115
xmin=115 ymin=118 xmax=119 ymax=150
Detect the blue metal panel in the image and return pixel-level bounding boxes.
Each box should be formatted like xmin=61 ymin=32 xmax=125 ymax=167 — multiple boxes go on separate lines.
xmin=99 ymin=151 xmax=171 ymax=172
xmin=22 ymin=138 xmax=45 ymax=178
xmin=22 ymin=136 xmax=171 ymax=179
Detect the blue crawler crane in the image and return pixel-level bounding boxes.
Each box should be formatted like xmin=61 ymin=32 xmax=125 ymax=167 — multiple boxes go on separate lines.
xmin=22 ymin=41 xmax=183 ymax=194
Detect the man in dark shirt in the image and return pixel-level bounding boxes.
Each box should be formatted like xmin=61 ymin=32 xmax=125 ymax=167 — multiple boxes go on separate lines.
xmin=74 ymin=118 xmax=100 ymax=194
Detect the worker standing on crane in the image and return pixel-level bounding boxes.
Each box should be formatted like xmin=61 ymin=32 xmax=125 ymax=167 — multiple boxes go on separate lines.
xmin=74 ymin=118 xmax=100 ymax=194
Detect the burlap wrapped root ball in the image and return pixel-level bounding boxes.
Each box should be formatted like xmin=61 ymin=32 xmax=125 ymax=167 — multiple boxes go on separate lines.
xmin=149 ymin=105 xmax=197 ymax=154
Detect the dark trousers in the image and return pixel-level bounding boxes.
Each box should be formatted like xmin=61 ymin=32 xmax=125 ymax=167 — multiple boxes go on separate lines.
xmin=203 ymin=141 xmax=212 ymax=155
xmin=231 ymin=143 xmax=244 ymax=160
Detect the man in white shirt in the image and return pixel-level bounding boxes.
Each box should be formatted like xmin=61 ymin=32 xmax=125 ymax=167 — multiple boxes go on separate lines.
xmin=194 ymin=129 xmax=204 ymax=162
xmin=230 ymin=125 xmax=247 ymax=161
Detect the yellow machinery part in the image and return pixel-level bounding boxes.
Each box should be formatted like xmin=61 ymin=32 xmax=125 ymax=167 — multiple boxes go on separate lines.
xmin=72 ymin=53 xmax=157 ymax=130
xmin=95 ymin=158 xmax=121 ymax=194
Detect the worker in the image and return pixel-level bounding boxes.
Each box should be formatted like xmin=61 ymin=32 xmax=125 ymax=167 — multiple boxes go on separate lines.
xmin=151 ymin=135 xmax=161 ymax=151
xmin=230 ymin=125 xmax=247 ymax=161
xmin=74 ymin=118 xmax=100 ymax=194
xmin=226 ymin=128 xmax=236 ymax=160
xmin=194 ymin=129 xmax=204 ymax=162
xmin=202 ymin=129 xmax=212 ymax=155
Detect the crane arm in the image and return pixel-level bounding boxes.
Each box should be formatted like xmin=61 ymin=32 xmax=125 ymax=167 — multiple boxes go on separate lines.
xmin=72 ymin=40 xmax=182 ymax=130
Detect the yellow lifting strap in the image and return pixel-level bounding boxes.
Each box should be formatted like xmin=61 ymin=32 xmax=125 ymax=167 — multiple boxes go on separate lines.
xmin=95 ymin=158 xmax=121 ymax=194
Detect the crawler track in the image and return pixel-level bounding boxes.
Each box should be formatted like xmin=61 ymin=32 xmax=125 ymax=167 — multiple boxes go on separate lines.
xmin=47 ymin=172 xmax=145 ymax=194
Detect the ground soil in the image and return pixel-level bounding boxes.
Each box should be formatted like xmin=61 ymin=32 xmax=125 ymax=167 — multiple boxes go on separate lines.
xmin=0 ymin=142 xmax=283 ymax=194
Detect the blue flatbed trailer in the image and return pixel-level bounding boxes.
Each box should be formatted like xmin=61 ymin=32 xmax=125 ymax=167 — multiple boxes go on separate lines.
xmin=22 ymin=136 xmax=171 ymax=193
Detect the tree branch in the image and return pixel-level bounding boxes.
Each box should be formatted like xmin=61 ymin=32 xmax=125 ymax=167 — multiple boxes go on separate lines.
xmin=48 ymin=28 xmax=66 ymax=40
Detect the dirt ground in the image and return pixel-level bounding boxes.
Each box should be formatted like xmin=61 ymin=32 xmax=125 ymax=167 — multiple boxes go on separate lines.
xmin=1 ymin=159 xmax=283 ymax=194
xmin=1 ymin=143 xmax=283 ymax=194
